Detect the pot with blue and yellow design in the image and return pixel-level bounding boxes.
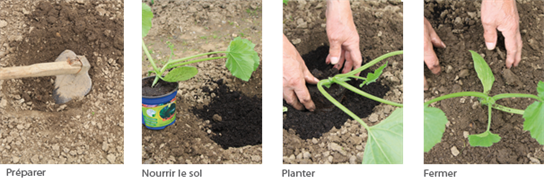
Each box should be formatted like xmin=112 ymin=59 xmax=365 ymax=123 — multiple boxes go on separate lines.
xmin=142 ymin=76 xmax=178 ymax=130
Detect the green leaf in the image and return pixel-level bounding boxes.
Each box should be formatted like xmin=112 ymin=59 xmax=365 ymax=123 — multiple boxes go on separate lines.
xmin=283 ymin=0 xmax=289 ymax=5
xmin=537 ymin=81 xmax=544 ymax=100
xmin=523 ymin=100 xmax=544 ymax=145
xmin=469 ymin=50 xmax=495 ymax=94
xmin=163 ymin=66 xmax=198 ymax=82
xmin=468 ymin=131 xmax=501 ymax=147
xmin=360 ymin=61 xmax=387 ymax=87
xmin=424 ymin=106 xmax=448 ymax=152
xmin=520 ymin=81 xmax=544 ymax=145
xmin=225 ymin=37 xmax=260 ymax=81
xmin=142 ymin=3 xmax=153 ymax=38
xmin=283 ymin=106 xmax=288 ymax=112
xmin=363 ymin=108 xmax=402 ymax=164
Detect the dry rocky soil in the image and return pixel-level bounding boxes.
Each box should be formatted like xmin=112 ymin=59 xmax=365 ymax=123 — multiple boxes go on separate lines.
xmin=424 ymin=0 xmax=544 ymax=164
xmin=0 ymin=0 xmax=124 ymax=164
xmin=141 ymin=0 xmax=262 ymax=164
xmin=283 ymin=0 xmax=403 ymax=164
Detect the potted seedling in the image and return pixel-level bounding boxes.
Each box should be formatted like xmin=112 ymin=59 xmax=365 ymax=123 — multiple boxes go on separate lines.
xmin=424 ymin=50 xmax=544 ymax=152
xmin=315 ymin=51 xmax=403 ymax=164
xmin=142 ymin=3 xmax=260 ymax=130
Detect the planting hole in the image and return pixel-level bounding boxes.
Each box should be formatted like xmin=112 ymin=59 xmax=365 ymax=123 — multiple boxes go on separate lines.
xmin=283 ymin=46 xmax=390 ymax=139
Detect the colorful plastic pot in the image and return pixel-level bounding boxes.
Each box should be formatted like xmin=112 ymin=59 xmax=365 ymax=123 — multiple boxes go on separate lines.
xmin=142 ymin=77 xmax=178 ymax=130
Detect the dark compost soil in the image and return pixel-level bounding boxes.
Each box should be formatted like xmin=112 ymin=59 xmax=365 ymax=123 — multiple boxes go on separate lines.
xmin=283 ymin=46 xmax=389 ymax=139
xmin=192 ymin=80 xmax=262 ymax=149
xmin=142 ymin=77 xmax=178 ymax=97
xmin=424 ymin=0 xmax=544 ymax=164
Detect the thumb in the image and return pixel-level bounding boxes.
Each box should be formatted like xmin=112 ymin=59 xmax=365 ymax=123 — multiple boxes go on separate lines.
xmin=482 ymin=23 xmax=498 ymax=50
xmin=303 ymin=67 xmax=320 ymax=84
xmin=328 ymin=42 xmax=342 ymax=65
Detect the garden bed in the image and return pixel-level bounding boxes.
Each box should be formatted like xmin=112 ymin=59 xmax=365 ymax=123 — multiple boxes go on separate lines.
xmin=0 ymin=0 xmax=124 ymax=164
xmin=424 ymin=0 xmax=544 ymax=164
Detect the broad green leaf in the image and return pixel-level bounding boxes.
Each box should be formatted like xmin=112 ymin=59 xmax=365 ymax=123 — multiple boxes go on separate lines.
xmin=469 ymin=50 xmax=494 ymax=94
xmin=468 ymin=131 xmax=501 ymax=147
xmin=363 ymin=108 xmax=402 ymax=164
xmin=424 ymin=106 xmax=448 ymax=152
xmin=163 ymin=66 xmax=198 ymax=82
xmin=521 ymin=81 xmax=544 ymax=145
xmin=283 ymin=0 xmax=289 ymax=5
xmin=142 ymin=3 xmax=153 ymax=38
xmin=360 ymin=61 xmax=387 ymax=87
xmin=225 ymin=37 xmax=260 ymax=81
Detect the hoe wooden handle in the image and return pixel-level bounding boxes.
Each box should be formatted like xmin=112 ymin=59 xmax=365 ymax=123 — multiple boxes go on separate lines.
xmin=0 ymin=60 xmax=82 ymax=80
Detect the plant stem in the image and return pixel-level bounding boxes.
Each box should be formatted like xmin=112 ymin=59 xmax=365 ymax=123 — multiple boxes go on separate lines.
xmin=347 ymin=75 xmax=366 ymax=80
xmin=346 ymin=50 xmax=403 ymax=76
xmin=167 ymin=51 xmax=228 ymax=65
xmin=426 ymin=92 xmax=535 ymax=115
xmin=317 ymin=80 xmax=369 ymax=130
xmin=424 ymin=92 xmax=489 ymax=106
xmin=492 ymin=93 xmax=542 ymax=102
xmin=492 ymin=104 xmax=524 ymax=115
xmin=166 ymin=56 xmax=228 ymax=69
xmin=158 ymin=52 xmax=229 ymax=80
xmin=142 ymin=40 xmax=160 ymax=74
xmin=336 ymin=80 xmax=403 ymax=107
xmin=486 ymin=104 xmax=492 ymax=131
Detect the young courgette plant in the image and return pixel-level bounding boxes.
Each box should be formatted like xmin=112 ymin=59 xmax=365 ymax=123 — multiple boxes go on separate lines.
xmin=142 ymin=3 xmax=259 ymax=86
xmin=424 ymin=50 xmax=544 ymax=152
xmin=317 ymin=51 xmax=403 ymax=164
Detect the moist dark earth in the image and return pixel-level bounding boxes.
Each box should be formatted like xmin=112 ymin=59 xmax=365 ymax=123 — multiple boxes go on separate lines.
xmin=142 ymin=76 xmax=178 ymax=97
xmin=424 ymin=0 xmax=544 ymax=164
xmin=193 ymin=80 xmax=262 ymax=149
xmin=283 ymin=46 xmax=389 ymax=140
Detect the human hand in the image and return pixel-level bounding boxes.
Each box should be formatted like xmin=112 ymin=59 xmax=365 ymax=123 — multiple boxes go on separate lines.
xmin=283 ymin=35 xmax=320 ymax=111
xmin=325 ymin=0 xmax=362 ymax=76
xmin=424 ymin=17 xmax=446 ymax=90
xmin=481 ymin=0 xmax=521 ymax=69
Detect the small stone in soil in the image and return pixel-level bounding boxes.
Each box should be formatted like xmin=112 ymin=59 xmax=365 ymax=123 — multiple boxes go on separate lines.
xmin=451 ymin=146 xmax=460 ymax=156
xmin=212 ymin=114 xmax=222 ymax=122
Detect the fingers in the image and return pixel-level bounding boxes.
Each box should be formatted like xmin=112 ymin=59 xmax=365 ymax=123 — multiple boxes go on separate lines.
xmin=514 ymin=33 xmax=522 ymax=67
xmin=283 ymin=88 xmax=304 ymax=111
xmin=500 ymin=24 xmax=522 ymax=68
xmin=425 ymin=18 xmax=446 ymax=48
xmin=424 ymin=17 xmax=442 ymax=75
xmin=303 ymin=65 xmax=320 ymax=84
xmin=282 ymin=79 xmax=315 ymax=112
xmin=424 ymin=36 xmax=441 ymax=74
xmin=326 ymin=46 xmax=345 ymax=70
xmin=482 ymin=22 xmax=498 ymax=50
xmin=293 ymin=86 xmax=316 ymax=112
xmin=284 ymin=87 xmax=316 ymax=112
xmin=424 ymin=76 xmax=429 ymax=91
xmin=481 ymin=0 xmax=522 ymax=68
xmin=344 ymin=45 xmax=363 ymax=76
xmin=328 ymin=41 xmax=343 ymax=65
xmin=283 ymin=44 xmax=317 ymax=111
